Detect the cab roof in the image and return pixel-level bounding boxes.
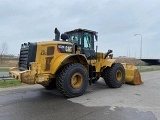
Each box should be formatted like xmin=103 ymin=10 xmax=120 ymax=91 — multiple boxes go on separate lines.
xmin=64 ymin=28 xmax=98 ymax=35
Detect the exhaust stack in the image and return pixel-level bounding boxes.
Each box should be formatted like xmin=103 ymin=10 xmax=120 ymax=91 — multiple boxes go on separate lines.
xmin=54 ymin=28 xmax=60 ymax=41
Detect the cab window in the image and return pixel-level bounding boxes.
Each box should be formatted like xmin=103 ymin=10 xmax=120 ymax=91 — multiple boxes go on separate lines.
xmin=84 ymin=33 xmax=92 ymax=48
xmin=69 ymin=33 xmax=82 ymax=46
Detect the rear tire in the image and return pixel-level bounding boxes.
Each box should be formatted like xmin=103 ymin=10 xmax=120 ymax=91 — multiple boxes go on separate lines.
xmin=103 ymin=63 xmax=125 ymax=88
xmin=56 ymin=63 xmax=88 ymax=98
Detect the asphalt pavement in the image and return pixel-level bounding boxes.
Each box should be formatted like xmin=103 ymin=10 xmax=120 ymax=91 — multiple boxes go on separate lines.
xmin=0 ymin=71 xmax=160 ymax=120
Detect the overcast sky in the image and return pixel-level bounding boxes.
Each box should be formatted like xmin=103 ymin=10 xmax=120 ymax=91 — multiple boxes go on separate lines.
xmin=0 ymin=0 xmax=160 ymax=58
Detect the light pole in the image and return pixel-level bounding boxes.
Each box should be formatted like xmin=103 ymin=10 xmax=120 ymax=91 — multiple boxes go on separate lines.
xmin=134 ymin=34 xmax=142 ymax=59
xmin=134 ymin=34 xmax=142 ymax=70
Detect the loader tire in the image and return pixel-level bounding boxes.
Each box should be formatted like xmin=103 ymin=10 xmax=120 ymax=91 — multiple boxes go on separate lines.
xmin=43 ymin=79 xmax=56 ymax=90
xmin=103 ymin=63 xmax=125 ymax=88
xmin=56 ymin=63 xmax=88 ymax=98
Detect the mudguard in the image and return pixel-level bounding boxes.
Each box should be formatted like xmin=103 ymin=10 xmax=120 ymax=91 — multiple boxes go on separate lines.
xmin=102 ymin=59 xmax=116 ymax=67
xmin=50 ymin=54 xmax=88 ymax=74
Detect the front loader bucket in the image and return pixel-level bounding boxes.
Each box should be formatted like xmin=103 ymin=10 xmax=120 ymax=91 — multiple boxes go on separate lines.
xmin=122 ymin=63 xmax=143 ymax=85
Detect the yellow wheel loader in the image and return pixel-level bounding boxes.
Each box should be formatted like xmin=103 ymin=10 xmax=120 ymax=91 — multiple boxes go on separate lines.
xmin=9 ymin=28 xmax=143 ymax=98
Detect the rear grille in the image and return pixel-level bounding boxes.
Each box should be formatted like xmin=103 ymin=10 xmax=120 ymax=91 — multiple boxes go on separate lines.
xmin=19 ymin=45 xmax=29 ymax=70
xmin=19 ymin=42 xmax=37 ymax=71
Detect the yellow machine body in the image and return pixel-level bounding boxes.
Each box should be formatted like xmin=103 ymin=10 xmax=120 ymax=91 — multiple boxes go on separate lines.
xmin=10 ymin=44 xmax=142 ymax=85
xmin=9 ymin=28 xmax=142 ymax=97
xmin=10 ymin=41 xmax=89 ymax=85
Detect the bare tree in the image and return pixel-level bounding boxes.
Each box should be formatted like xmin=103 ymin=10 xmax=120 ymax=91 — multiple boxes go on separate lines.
xmin=0 ymin=42 xmax=8 ymax=63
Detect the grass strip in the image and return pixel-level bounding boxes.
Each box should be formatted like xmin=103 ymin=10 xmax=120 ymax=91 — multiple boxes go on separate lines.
xmin=0 ymin=68 xmax=9 ymax=72
xmin=140 ymin=68 xmax=160 ymax=72
xmin=137 ymin=66 xmax=160 ymax=72
xmin=0 ymin=79 xmax=25 ymax=88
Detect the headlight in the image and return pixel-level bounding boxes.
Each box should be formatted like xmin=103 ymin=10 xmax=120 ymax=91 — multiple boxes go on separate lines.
xmin=57 ymin=44 xmax=72 ymax=53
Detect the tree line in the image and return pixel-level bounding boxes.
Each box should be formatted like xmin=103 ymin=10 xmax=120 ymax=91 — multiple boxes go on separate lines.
xmin=0 ymin=42 xmax=8 ymax=63
xmin=0 ymin=42 xmax=18 ymax=64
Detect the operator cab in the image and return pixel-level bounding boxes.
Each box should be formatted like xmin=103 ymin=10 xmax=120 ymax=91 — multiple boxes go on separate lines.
xmin=64 ymin=28 xmax=98 ymax=59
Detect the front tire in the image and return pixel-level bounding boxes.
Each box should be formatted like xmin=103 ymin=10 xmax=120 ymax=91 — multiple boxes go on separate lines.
xmin=56 ymin=63 xmax=88 ymax=98
xmin=103 ymin=63 xmax=125 ymax=88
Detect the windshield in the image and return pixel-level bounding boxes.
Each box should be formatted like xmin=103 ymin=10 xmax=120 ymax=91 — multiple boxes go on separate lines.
xmin=68 ymin=33 xmax=82 ymax=46
xmin=68 ymin=32 xmax=94 ymax=49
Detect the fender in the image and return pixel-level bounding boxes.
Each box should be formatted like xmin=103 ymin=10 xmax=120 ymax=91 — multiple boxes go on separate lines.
xmin=50 ymin=54 xmax=88 ymax=74
xmin=95 ymin=58 xmax=116 ymax=72
xmin=102 ymin=59 xmax=116 ymax=67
